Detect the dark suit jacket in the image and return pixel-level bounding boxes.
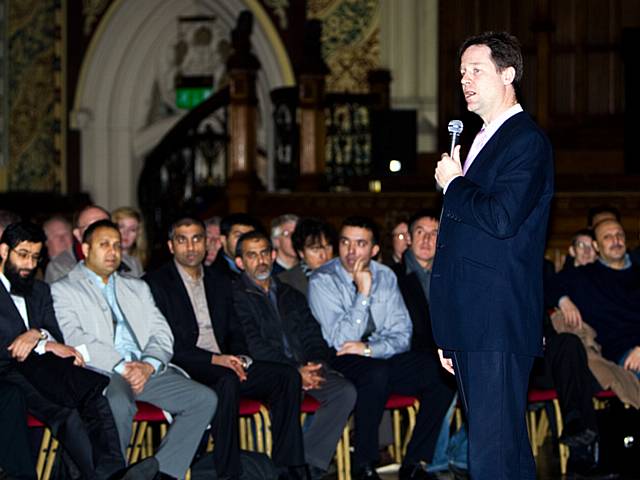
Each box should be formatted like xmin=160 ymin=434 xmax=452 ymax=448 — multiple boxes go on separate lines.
xmin=145 ymin=261 xmax=248 ymax=374
xmin=0 ymin=280 xmax=64 ymax=364
xmin=391 ymin=263 xmax=437 ymax=353
xmin=430 ymin=111 xmax=554 ymax=356
xmin=232 ymin=275 xmax=331 ymax=367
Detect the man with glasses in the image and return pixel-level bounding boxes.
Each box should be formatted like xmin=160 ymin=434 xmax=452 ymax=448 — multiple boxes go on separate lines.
xmin=271 ymin=214 xmax=299 ymax=275
xmin=561 ymin=229 xmax=597 ymax=271
xmin=309 ymin=216 xmax=455 ymax=480
xmin=279 ymin=217 xmax=335 ymax=297
xmin=146 ymin=216 xmax=305 ymax=480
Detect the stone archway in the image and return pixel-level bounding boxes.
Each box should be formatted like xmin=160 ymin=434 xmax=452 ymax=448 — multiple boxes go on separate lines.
xmin=72 ymin=0 xmax=293 ymax=209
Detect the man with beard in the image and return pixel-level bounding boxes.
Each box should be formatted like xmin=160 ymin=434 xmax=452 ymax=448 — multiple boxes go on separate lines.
xmin=209 ymin=214 xmax=263 ymax=282
xmin=145 ymin=216 xmax=306 ymax=480
xmin=0 ymin=222 xmax=158 ymax=479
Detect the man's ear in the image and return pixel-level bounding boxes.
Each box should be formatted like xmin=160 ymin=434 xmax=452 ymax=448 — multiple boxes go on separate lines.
xmin=502 ymin=66 xmax=515 ymax=85
xmin=271 ymin=249 xmax=277 ymax=262
xmin=371 ymin=244 xmax=380 ymax=258
xmin=0 ymin=244 xmax=8 ymax=264
xmin=592 ymin=240 xmax=600 ymax=254
xmin=568 ymin=246 xmax=577 ymax=258
xmin=73 ymin=228 xmax=82 ymax=243
xmin=81 ymin=242 xmax=90 ymax=259
xmin=167 ymin=240 xmax=175 ymax=255
xmin=235 ymin=257 xmax=245 ymax=271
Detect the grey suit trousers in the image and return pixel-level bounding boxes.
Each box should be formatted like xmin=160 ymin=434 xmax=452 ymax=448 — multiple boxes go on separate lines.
xmin=106 ymin=368 xmax=217 ymax=479
xmin=304 ymin=370 xmax=357 ymax=470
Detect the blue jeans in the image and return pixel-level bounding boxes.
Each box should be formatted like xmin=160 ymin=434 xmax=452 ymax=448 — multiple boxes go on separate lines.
xmin=426 ymin=394 xmax=468 ymax=472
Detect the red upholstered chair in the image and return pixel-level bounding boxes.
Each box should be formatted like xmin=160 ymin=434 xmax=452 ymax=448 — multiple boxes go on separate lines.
xmin=238 ymin=398 xmax=271 ymax=454
xmin=128 ymin=402 xmax=169 ymax=463
xmin=385 ymin=394 xmax=420 ymax=464
xmin=299 ymin=395 xmax=349 ymax=480
xmin=27 ymin=414 xmax=58 ymax=480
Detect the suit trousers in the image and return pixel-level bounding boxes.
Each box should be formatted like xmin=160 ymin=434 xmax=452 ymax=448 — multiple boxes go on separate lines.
xmin=452 ymin=351 xmax=535 ymax=480
xmin=106 ymin=367 xmax=217 ymax=479
xmin=0 ymin=381 xmax=36 ymax=479
xmin=3 ymin=355 xmax=125 ymax=479
xmin=331 ymin=351 xmax=455 ymax=469
xmin=304 ymin=370 xmax=356 ymax=470
xmin=189 ymin=360 xmax=305 ymax=477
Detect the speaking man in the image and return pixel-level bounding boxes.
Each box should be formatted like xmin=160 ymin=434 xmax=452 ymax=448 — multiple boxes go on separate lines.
xmin=432 ymin=32 xmax=554 ymax=479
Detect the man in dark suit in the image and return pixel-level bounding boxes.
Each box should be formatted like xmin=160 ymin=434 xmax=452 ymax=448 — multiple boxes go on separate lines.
xmin=0 ymin=222 xmax=157 ymax=480
xmin=433 ymin=32 xmax=554 ymax=479
xmin=145 ymin=216 xmax=306 ymax=480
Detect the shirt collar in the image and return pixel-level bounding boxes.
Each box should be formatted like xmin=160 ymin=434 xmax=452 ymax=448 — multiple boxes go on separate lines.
xmin=482 ymin=103 xmax=523 ymax=139
xmin=241 ymin=272 xmax=276 ymax=296
xmin=80 ymin=261 xmax=114 ymax=289
xmin=174 ymin=259 xmax=203 ymax=283
xmin=403 ymin=249 xmax=430 ymax=275
xmin=598 ymin=253 xmax=632 ymax=270
xmin=0 ymin=272 xmax=10 ymax=292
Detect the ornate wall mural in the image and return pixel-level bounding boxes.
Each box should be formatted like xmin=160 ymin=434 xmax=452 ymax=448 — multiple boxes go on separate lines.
xmin=6 ymin=0 xmax=60 ymax=191
xmin=307 ymin=0 xmax=380 ymax=93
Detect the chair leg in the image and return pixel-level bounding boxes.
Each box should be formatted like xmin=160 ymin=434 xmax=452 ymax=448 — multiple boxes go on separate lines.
xmin=552 ymin=399 xmax=568 ymax=475
xmin=35 ymin=427 xmax=51 ymax=479
xmin=42 ymin=437 xmax=59 ymax=480
xmin=402 ymin=405 xmax=417 ymax=458
xmin=260 ymin=406 xmax=272 ymax=457
xmin=129 ymin=420 xmax=148 ymax=463
xmin=254 ymin=413 xmax=265 ymax=453
xmin=342 ymin=422 xmax=351 ymax=480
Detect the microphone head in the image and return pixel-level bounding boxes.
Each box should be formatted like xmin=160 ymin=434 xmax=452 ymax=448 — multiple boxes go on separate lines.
xmin=448 ymin=119 xmax=464 ymax=135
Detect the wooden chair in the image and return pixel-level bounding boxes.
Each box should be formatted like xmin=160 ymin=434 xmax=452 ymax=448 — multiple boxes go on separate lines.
xmin=27 ymin=414 xmax=58 ymax=480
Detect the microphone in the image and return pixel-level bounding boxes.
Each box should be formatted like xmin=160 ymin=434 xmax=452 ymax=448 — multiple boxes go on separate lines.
xmin=448 ymin=119 xmax=464 ymax=157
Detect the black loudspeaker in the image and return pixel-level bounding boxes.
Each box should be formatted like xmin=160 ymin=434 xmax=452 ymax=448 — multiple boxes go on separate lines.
xmin=370 ymin=109 xmax=417 ymax=177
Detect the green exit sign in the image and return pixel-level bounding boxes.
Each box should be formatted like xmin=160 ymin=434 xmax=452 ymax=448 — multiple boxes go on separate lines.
xmin=176 ymin=87 xmax=213 ymax=109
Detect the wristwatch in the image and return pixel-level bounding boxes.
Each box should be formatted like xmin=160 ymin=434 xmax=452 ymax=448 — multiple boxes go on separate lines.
xmin=363 ymin=343 xmax=372 ymax=357
xmin=38 ymin=329 xmax=47 ymax=340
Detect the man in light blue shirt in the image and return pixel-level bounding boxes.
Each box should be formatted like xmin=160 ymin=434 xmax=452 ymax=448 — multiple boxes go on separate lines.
xmin=52 ymin=220 xmax=217 ymax=480
xmin=308 ymin=216 xmax=455 ymax=480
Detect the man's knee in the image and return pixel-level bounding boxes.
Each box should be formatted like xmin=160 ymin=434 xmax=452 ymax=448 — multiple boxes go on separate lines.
xmin=189 ymin=382 xmax=218 ymax=419
xmin=105 ymin=376 xmax=136 ymax=419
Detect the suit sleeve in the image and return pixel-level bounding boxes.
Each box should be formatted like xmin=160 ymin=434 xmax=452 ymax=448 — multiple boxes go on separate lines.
xmin=445 ymin=129 xmax=551 ymax=239
xmin=289 ymin=288 xmax=330 ymax=363
xmin=51 ymin=282 xmax=123 ymax=372
xmin=33 ymin=283 xmax=65 ymax=343
xmin=135 ymin=282 xmax=174 ymax=367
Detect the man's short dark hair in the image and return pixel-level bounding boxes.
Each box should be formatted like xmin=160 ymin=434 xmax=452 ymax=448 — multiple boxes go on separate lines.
xmin=168 ymin=215 xmax=206 ymax=239
xmin=408 ymin=209 xmax=439 ymax=234
xmin=458 ymin=31 xmax=523 ymax=84
xmin=220 ymin=213 xmax=263 ymax=237
xmin=1 ymin=222 xmax=46 ymax=249
xmin=587 ymin=205 xmax=621 ymax=227
xmin=291 ymin=218 xmax=336 ymax=254
xmin=341 ymin=216 xmax=380 ymax=245
xmin=571 ymin=228 xmax=594 ymax=246
xmin=235 ymin=230 xmax=273 ymax=258
xmin=82 ymin=219 xmax=119 ymax=244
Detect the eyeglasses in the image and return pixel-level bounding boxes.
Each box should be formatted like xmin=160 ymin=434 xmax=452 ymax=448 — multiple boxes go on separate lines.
xmin=392 ymin=232 xmax=409 ymax=241
xmin=11 ymin=248 xmax=42 ymax=263
xmin=574 ymin=241 xmax=593 ymax=251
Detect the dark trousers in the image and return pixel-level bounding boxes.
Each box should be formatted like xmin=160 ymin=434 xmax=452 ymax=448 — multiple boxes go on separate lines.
xmin=545 ymin=333 xmax=601 ymax=432
xmin=452 ymin=351 xmax=535 ymax=480
xmin=188 ymin=360 xmax=305 ymax=477
xmin=330 ymin=351 xmax=455 ymax=469
xmin=0 ymin=381 xmax=36 ymax=479
xmin=2 ymin=354 xmax=125 ymax=479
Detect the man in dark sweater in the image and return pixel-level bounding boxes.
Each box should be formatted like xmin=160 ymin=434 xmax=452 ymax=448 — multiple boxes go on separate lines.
xmin=554 ymin=219 xmax=640 ymax=375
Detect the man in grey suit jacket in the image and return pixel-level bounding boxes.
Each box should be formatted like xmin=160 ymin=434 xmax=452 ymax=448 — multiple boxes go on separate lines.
xmin=52 ymin=219 xmax=217 ymax=480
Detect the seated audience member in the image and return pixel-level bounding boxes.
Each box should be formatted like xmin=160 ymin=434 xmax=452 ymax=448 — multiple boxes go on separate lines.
xmin=43 ymin=215 xmax=74 ymax=260
xmin=0 ymin=210 xmax=21 ymax=238
xmin=554 ymin=219 xmax=640 ymax=376
xmin=112 ymin=207 xmax=147 ymax=277
xmin=587 ymin=205 xmax=620 ymax=229
xmin=204 ymin=216 xmax=222 ymax=266
xmin=271 ymin=214 xmax=299 ymax=275
xmin=308 ymin=216 xmax=455 ymax=480
xmin=145 ymin=216 xmax=307 ymax=480
xmin=210 ymin=213 xmax=263 ymax=281
xmin=51 ymin=220 xmax=217 ymax=480
xmin=391 ymin=211 xmax=465 ymax=476
xmin=385 ymin=219 xmax=409 ymax=267
xmin=233 ymin=230 xmax=356 ymax=479
xmin=561 ymin=229 xmax=597 ymax=272
xmin=0 ymin=382 xmax=36 ymax=479
xmin=45 ymin=204 xmax=110 ymax=283
xmin=0 ymin=222 xmax=157 ymax=479
xmin=279 ymin=217 xmax=335 ymax=297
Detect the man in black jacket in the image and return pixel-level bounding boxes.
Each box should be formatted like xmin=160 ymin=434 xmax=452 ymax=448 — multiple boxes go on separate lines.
xmin=0 ymin=222 xmax=157 ymax=480
xmin=145 ymin=216 xmax=306 ymax=480
xmin=233 ymin=230 xmax=356 ymax=480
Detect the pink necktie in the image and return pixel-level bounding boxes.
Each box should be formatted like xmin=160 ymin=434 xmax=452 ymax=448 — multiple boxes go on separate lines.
xmin=463 ymin=127 xmax=486 ymax=175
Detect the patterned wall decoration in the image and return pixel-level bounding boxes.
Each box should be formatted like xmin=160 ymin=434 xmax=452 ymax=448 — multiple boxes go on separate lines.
xmin=6 ymin=0 xmax=60 ymax=191
xmin=307 ymin=0 xmax=380 ymax=93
